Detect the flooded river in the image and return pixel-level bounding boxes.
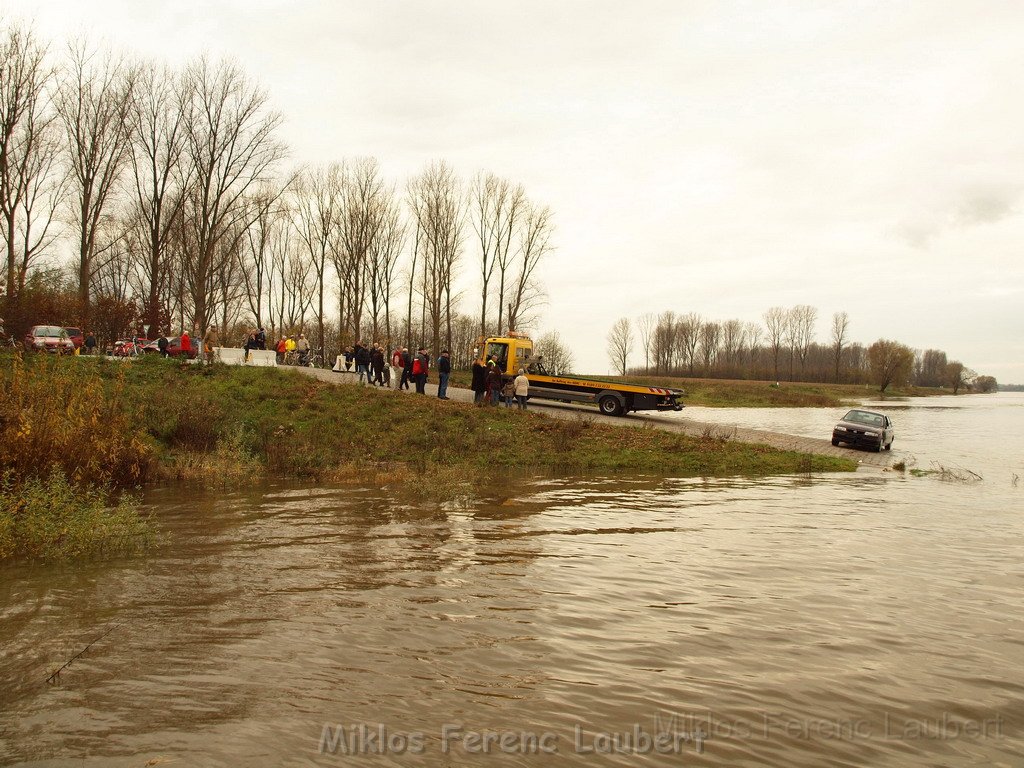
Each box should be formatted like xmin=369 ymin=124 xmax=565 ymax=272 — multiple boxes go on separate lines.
xmin=1 ymin=394 xmax=1022 ymax=766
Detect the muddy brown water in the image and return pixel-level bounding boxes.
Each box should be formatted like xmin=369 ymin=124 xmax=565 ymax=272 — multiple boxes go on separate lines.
xmin=1 ymin=394 xmax=1022 ymax=766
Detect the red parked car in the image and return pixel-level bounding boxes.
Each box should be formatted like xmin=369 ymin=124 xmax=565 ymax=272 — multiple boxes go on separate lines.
xmin=24 ymin=325 xmax=75 ymax=354
xmin=64 ymin=327 xmax=84 ymax=349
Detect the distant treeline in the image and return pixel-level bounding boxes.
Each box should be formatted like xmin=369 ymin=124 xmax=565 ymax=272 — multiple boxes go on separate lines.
xmin=606 ymin=307 xmax=996 ymax=393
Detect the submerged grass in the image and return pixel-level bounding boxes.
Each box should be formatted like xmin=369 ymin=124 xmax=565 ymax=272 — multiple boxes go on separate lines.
xmin=0 ymin=469 xmax=150 ymax=561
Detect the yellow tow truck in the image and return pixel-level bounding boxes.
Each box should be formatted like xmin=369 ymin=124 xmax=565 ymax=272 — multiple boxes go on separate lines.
xmin=476 ymin=333 xmax=684 ymax=417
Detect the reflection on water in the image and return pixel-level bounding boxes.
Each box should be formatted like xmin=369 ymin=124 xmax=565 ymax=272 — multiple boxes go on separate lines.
xmin=1 ymin=398 xmax=1022 ymax=767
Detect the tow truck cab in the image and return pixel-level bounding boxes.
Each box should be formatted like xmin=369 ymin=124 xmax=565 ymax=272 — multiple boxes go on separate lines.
xmin=476 ymin=333 xmax=683 ymax=416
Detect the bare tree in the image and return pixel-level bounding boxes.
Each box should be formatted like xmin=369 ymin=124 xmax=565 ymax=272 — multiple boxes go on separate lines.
xmin=293 ymin=163 xmax=340 ymax=352
xmin=535 ymin=329 xmax=574 ymax=375
xmin=180 ymin=56 xmax=284 ymax=336
xmin=830 ymin=310 xmax=850 ymax=383
xmin=237 ymin=183 xmax=287 ymax=332
xmin=125 ymin=61 xmax=190 ymax=336
xmin=367 ymin=184 xmax=405 ymax=346
xmin=470 ymin=172 xmax=524 ymax=337
xmin=606 ymin=316 xmax=633 ymax=375
xmin=55 ymin=40 xmax=135 ymax=322
xmin=698 ymin=320 xmax=720 ymax=373
xmin=792 ymin=304 xmax=817 ymax=375
xmin=336 ymin=158 xmax=386 ymax=342
xmin=0 ymin=23 xmax=66 ymax=317
xmin=407 ymin=161 xmax=463 ymax=352
xmin=652 ymin=310 xmax=676 ymax=373
xmin=720 ymin=319 xmax=744 ymax=375
xmin=763 ymin=306 xmax=787 ymax=381
xmin=506 ymin=201 xmax=552 ymax=333
xmin=677 ymin=312 xmax=701 ymax=375
xmin=637 ymin=312 xmax=654 ymax=372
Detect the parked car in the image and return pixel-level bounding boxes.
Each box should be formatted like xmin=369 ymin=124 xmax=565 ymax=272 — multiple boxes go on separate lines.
xmin=23 ymin=325 xmax=74 ymax=354
xmin=832 ymin=409 xmax=894 ymax=452
xmin=64 ymin=327 xmax=84 ymax=349
xmin=142 ymin=336 xmax=197 ymax=359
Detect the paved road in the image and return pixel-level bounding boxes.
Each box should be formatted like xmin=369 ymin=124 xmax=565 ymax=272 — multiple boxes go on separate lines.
xmin=291 ymin=365 xmax=896 ymax=469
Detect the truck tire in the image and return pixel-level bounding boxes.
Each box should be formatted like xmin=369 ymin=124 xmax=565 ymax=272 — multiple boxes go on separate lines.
xmin=598 ymin=395 xmax=624 ymax=417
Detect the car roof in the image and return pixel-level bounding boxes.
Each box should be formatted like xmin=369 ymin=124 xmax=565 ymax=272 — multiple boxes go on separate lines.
xmin=845 ymin=408 xmax=885 ymax=417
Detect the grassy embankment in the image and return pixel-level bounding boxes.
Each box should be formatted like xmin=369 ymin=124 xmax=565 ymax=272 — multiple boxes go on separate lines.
xmin=448 ymin=370 xmax=943 ymax=408
xmin=0 ymin=353 xmax=856 ymax=560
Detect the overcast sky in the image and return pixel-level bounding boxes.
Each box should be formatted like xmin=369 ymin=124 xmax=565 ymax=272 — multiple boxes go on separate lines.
xmin=6 ymin=0 xmax=1023 ymax=381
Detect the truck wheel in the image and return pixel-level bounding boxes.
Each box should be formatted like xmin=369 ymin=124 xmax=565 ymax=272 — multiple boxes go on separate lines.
xmin=598 ymin=395 xmax=624 ymax=417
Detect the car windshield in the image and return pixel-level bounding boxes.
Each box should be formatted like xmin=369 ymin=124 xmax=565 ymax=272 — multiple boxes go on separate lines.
xmin=34 ymin=326 xmax=64 ymax=337
xmin=843 ymin=410 xmax=884 ymax=427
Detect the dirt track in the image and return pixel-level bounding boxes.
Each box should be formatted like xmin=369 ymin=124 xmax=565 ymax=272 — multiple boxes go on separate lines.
xmin=292 ymin=365 xmax=896 ymax=470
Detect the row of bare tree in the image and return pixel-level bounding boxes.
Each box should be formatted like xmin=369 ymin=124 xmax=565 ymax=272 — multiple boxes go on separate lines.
xmin=0 ymin=22 xmax=553 ymax=358
xmin=606 ymin=307 xmax=989 ymax=391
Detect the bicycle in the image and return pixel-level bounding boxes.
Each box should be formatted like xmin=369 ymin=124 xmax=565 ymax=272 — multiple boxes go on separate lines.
xmin=305 ymin=348 xmax=325 ymax=369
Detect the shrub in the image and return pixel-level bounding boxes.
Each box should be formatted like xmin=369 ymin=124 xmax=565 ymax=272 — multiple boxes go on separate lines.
xmin=0 ymin=355 xmax=152 ymax=487
xmin=0 ymin=470 xmax=151 ymax=561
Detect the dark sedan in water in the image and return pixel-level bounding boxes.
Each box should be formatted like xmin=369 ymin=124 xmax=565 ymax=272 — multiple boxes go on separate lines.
xmin=832 ymin=408 xmax=894 ymax=452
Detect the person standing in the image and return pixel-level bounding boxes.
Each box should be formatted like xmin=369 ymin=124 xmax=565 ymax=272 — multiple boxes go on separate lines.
xmin=157 ymin=332 xmax=170 ymax=358
xmin=436 ymin=350 xmax=451 ymax=400
xmin=180 ymin=329 xmax=192 ymax=359
xmin=485 ymin=361 xmax=503 ymax=406
xmin=244 ymin=331 xmax=258 ymax=362
xmin=471 ymin=357 xmax=488 ymax=405
xmin=354 ymin=341 xmax=371 ymax=384
xmin=502 ymin=377 xmax=515 ymax=408
xmin=370 ymin=343 xmax=385 ymax=385
xmin=276 ymin=336 xmax=287 ymax=364
xmin=399 ymin=347 xmax=412 ymax=390
xmin=296 ymin=333 xmax=310 ymax=366
xmin=413 ymin=347 xmax=429 ymax=394
xmin=84 ymin=331 xmax=97 ymax=355
xmin=514 ymin=368 xmax=530 ymax=410
xmin=343 ymin=346 xmax=355 ymax=372
xmin=256 ymin=326 xmax=267 ymax=350
xmin=204 ymin=325 xmax=219 ymax=364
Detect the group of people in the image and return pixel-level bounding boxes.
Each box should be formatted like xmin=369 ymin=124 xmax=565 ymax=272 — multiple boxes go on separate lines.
xmin=272 ymin=332 xmax=310 ymax=365
xmin=471 ymin=357 xmax=530 ymax=409
xmin=335 ymin=342 xmax=457 ymax=399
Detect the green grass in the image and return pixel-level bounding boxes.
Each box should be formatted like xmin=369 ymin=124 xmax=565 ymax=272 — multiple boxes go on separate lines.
xmin=0 ymin=352 xmax=858 ymax=560
xmin=109 ymin=357 xmax=855 ymax=477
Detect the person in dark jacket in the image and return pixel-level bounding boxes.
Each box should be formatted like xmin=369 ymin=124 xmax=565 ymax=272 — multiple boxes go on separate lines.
xmin=342 ymin=346 xmax=354 ymax=371
xmin=255 ymin=327 xmax=267 ymax=350
xmin=354 ymin=342 xmax=371 ymax=384
xmin=436 ymin=350 xmax=451 ymax=400
xmin=370 ymin=343 xmax=385 ymax=386
xmin=485 ymin=361 xmax=503 ymax=406
xmin=84 ymin=331 xmax=97 ymax=355
xmin=399 ymin=347 xmax=412 ymax=390
xmin=471 ymin=358 xmax=488 ymax=405
xmin=157 ymin=333 xmax=170 ymax=358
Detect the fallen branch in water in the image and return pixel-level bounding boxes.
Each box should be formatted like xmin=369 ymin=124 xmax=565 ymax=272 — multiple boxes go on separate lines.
xmin=46 ymin=622 xmax=120 ymax=685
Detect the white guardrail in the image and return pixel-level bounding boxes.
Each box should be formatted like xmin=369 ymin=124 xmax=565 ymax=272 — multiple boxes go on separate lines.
xmin=215 ymin=348 xmax=277 ymax=367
